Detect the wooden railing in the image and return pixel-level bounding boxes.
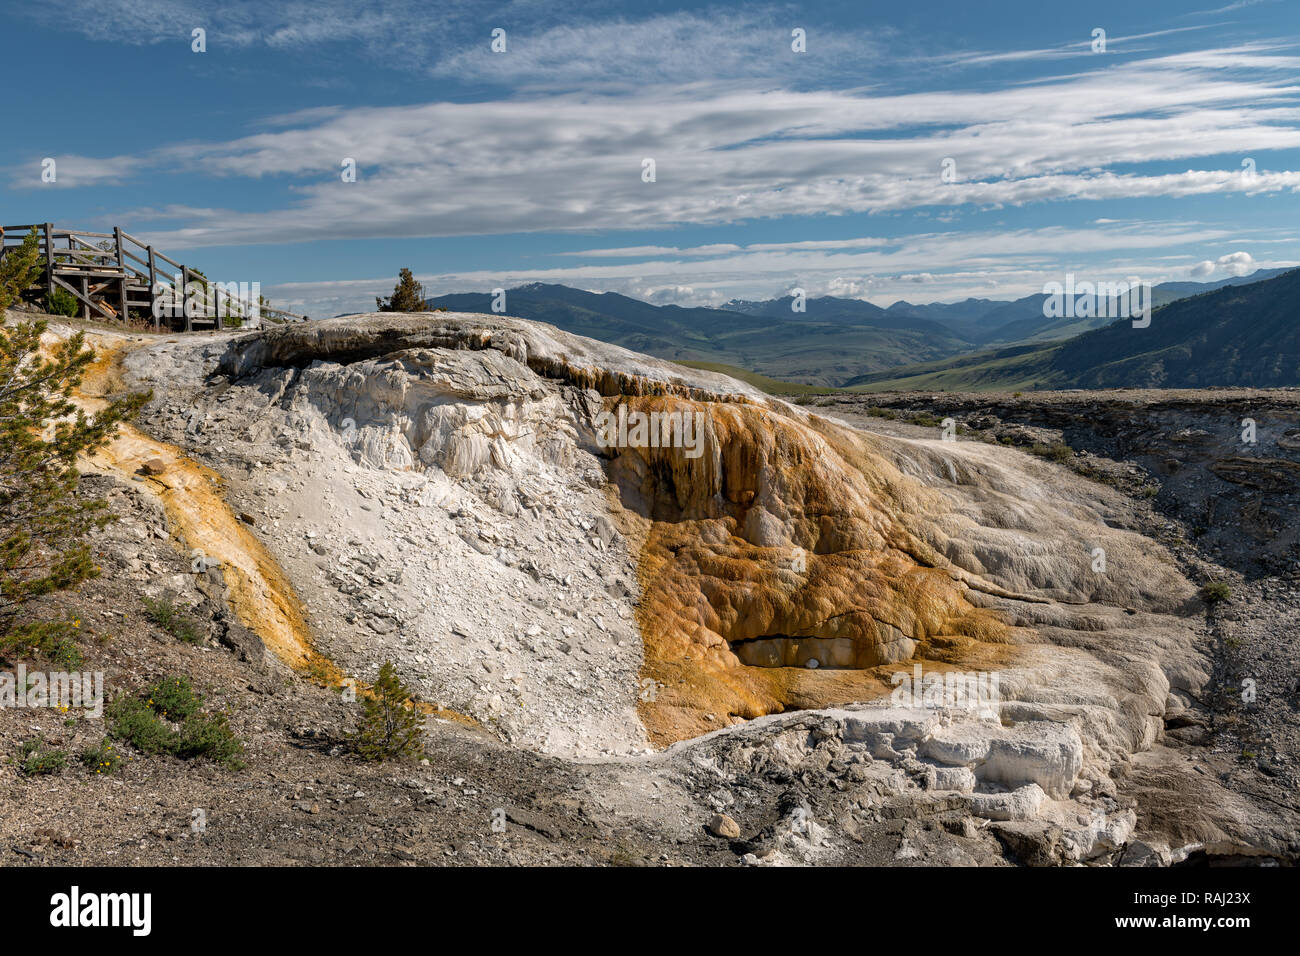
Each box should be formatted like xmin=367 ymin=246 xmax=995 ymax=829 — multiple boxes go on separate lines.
xmin=0 ymin=223 xmax=310 ymax=330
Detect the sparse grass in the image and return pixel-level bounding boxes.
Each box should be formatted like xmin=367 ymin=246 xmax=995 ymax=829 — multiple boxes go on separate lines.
xmin=674 ymin=360 xmax=832 ymax=396
xmin=16 ymin=738 xmax=68 ymax=777
xmin=608 ymin=844 xmax=642 ymax=866
xmin=142 ymin=597 xmax=204 ymax=644
xmin=1200 ymin=581 xmax=1233 ymax=604
xmin=1029 ymin=442 xmax=1073 ymax=463
xmin=847 ymin=343 xmax=1062 ymax=393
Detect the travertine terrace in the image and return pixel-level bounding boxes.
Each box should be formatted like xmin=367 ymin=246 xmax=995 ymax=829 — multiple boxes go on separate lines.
xmin=20 ymin=310 xmax=1282 ymax=865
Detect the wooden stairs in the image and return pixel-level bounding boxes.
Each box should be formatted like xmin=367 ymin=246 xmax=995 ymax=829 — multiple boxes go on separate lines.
xmin=0 ymin=223 xmax=308 ymax=331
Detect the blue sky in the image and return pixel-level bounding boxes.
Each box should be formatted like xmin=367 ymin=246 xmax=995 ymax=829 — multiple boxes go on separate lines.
xmin=3 ymin=0 xmax=1298 ymax=317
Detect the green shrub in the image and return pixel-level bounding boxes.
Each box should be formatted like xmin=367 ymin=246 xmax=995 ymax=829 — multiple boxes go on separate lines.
xmin=108 ymin=695 xmax=178 ymax=755
xmin=79 ymin=737 xmax=121 ymax=775
xmin=350 ymin=661 xmax=424 ymax=761
xmin=142 ymin=597 xmax=204 ymax=644
xmin=45 ymin=286 xmax=79 ymax=317
xmin=1200 ymin=581 xmax=1232 ymax=604
xmin=143 ymin=674 xmax=201 ymax=720
xmin=107 ymin=677 xmax=244 ymax=768
xmin=175 ymin=712 xmax=243 ymax=766
xmin=17 ymin=737 xmax=67 ymax=776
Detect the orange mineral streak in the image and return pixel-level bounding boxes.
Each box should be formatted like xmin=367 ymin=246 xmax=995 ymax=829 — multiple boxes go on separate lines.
xmin=69 ymin=335 xmax=481 ymax=730
xmin=612 ymin=395 xmax=1016 ymax=747
xmin=69 ymin=336 xmax=338 ymax=680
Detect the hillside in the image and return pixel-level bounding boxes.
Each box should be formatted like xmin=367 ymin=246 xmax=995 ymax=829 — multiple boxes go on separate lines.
xmin=426 ymin=284 xmax=973 ymax=387
xmin=851 ymin=268 xmax=1300 ymax=392
xmin=974 ymin=268 xmax=1291 ymax=346
xmin=425 ymin=271 xmax=1285 ymax=388
xmin=1052 ymin=268 xmax=1300 ymax=388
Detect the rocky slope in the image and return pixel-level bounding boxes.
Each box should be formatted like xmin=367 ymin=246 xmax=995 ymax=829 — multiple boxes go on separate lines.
xmin=4 ymin=311 xmax=1295 ymax=866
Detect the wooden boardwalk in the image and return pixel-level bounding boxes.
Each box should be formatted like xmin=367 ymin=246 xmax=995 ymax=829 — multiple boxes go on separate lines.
xmin=0 ymin=223 xmax=308 ymax=331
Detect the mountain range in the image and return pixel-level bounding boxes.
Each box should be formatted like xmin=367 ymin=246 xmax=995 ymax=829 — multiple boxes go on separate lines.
xmin=850 ymin=267 xmax=1300 ymax=392
xmin=424 ymin=267 xmax=1293 ymax=390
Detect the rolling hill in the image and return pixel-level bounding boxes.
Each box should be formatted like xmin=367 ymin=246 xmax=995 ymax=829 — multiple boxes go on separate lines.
xmin=426 ymin=284 xmax=973 ymax=387
xmin=850 ymin=267 xmax=1300 ymax=392
xmin=424 ymin=269 xmax=1290 ymax=388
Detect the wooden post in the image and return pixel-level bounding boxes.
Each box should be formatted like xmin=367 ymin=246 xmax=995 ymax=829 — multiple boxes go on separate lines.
xmin=43 ymin=223 xmax=55 ymax=302
xmin=114 ymin=227 xmax=128 ymax=324
xmin=80 ymin=275 xmax=89 ymax=321
xmin=181 ymin=265 xmax=192 ymax=332
xmin=147 ymin=245 xmax=159 ymax=330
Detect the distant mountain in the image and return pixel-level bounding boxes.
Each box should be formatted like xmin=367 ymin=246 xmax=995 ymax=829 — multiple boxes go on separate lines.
xmin=722 ymin=269 xmax=1287 ymax=348
xmin=426 ymin=283 xmax=973 ymax=387
xmin=423 ymin=269 xmax=1291 ymax=388
xmin=883 ymin=298 xmax=1006 ymax=337
xmin=849 ymin=267 xmax=1300 ymax=392
xmin=973 ymin=268 xmax=1291 ymax=346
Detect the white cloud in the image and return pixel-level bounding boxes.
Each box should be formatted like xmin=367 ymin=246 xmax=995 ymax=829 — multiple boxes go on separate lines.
xmin=260 ymin=221 xmax=1294 ymax=316
xmin=1219 ymin=250 xmax=1257 ymax=275
xmin=1188 ymin=250 xmax=1257 ymax=277
xmin=40 ymin=43 xmax=1293 ymax=248
xmin=14 ymin=7 xmax=1300 ymax=317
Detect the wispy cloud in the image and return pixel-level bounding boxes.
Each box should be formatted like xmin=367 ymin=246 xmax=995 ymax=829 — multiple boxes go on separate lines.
xmin=11 ymin=2 xmax=1300 ymax=316
xmin=260 ymin=220 xmax=1297 ymax=316
xmin=21 ymin=45 xmax=1294 ymax=246
xmin=1186 ymin=0 xmax=1279 ymax=17
xmin=24 ymin=1 xmax=883 ymax=88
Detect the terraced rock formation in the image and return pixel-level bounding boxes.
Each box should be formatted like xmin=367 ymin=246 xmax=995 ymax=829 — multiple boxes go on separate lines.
xmin=86 ymin=311 xmax=1282 ymax=863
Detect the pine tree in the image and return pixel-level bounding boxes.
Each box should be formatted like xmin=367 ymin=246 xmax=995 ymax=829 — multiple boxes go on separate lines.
xmin=375 ymin=268 xmax=426 ymax=312
xmin=350 ymin=661 xmax=425 ymax=761
xmin=0 ymin=228 xmax=41 ymax=307
xmin=0 ymin=233 xmax=150 ymax=649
